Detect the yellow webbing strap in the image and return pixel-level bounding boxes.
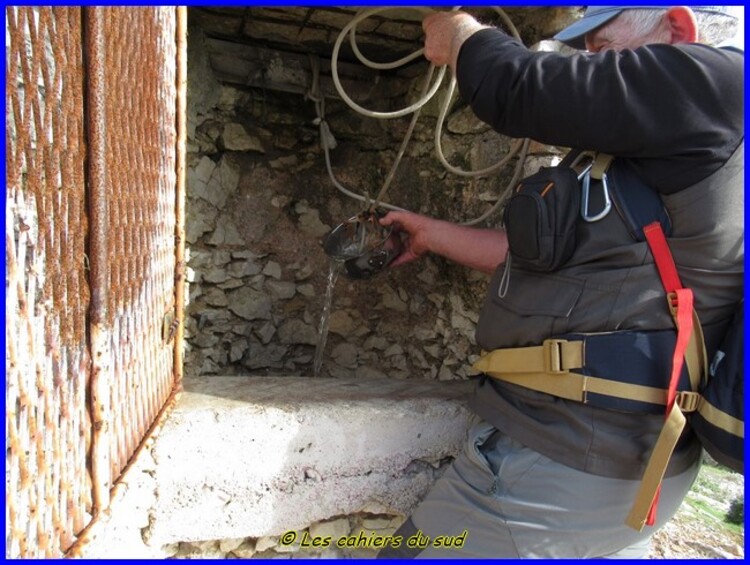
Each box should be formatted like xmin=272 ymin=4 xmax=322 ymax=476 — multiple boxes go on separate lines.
xmin=478 ymin=365 xmax=678 ymax=406
xmin=620 ymin=308 xmax=709 ymax=532
xmin=474 ymin=339 xmax=583 ymax=375
xmin=683 ymin=309 xmax=708 ymax=391
xmin=472 ymin=337 xmax=704 ymax=408
xmin=698 ymin=399 xmax=745 ymax=438
xmin=625 ymin=405 xmax=687 ymax=531
xmin=591 ymin=153 xmax=614 ymax=180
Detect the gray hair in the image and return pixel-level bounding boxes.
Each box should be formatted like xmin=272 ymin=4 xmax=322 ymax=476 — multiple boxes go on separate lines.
xmin=619 ymin=7 xmax=739 ymax=46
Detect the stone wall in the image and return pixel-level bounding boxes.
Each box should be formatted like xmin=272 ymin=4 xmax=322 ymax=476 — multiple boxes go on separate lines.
xmin=183 ymin=22 xmax=566 ymax=383
xmin=83 ymin=8 xmax=580 ymax=559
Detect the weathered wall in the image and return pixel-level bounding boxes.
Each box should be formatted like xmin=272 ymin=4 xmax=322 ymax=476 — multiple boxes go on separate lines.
xmin=183 ymin=11 xmax=569 ymax=382
xmin=82 ymin=8 xmax=574 ymax=559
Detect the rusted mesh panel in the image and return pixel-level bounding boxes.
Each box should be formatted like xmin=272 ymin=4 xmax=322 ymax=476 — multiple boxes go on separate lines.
xmin=97 ymin=7 xmax=178 ymax=479
xmin=5 ymin=7 xmax=91 ymax=558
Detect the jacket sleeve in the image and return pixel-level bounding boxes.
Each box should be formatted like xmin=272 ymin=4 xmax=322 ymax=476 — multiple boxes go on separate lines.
xmin=455 ymin=29 xmax=744 ymax=167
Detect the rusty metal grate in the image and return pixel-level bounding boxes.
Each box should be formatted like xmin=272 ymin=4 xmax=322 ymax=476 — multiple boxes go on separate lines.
xmin=94 ymin=5 xmax=178 ymax=490
xmin=6 ymin=6 xmax=91 ymax=557
xmin=6 ymin=6 xmax=183 ymax=557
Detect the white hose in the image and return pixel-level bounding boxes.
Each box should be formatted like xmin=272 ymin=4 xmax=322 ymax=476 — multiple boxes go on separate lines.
xmin=330 ymin=7 xmax=447 ymax=119
xmin=324 ymin=7 xmax=529 ymax=225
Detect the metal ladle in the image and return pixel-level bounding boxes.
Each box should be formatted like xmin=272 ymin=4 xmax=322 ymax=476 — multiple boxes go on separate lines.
xmin=322 ymin=209 xmax=402 ymax=279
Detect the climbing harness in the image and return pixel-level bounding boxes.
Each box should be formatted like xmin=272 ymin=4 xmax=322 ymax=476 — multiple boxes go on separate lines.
xmin=472 ymin=152 xmax=735 ymax=531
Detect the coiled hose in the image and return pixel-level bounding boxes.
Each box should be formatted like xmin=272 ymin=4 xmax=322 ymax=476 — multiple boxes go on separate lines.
xmin=314 ymin=7 xmax=530 ymax=225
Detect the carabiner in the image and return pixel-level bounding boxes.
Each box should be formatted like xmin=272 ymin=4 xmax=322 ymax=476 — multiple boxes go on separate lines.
xmin=577 ymin=163 xmax=593 ymax=181
xmin=580 ymin=167 xmax=612 ymax=222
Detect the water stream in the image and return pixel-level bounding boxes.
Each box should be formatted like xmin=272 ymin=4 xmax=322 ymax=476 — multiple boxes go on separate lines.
xmin=313 ymin=260 xmax=344 ymax=377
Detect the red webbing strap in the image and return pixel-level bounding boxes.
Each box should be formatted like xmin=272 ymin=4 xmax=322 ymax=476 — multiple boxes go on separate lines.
xmin=641 ymin=222 xmax=693 ymax=526
xmin=643 ymin=223 xmax=682 ymax=293
xmin=665 ymin=289 xmax=694 ymax=410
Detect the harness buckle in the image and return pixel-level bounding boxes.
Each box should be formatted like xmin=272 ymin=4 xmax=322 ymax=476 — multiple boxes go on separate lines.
xmin=666 ymin=291 xmax=679 ymax=316
xmin=676 ymin=391 xmax=701 ymax=413
xmin=543 ymin=339 xmax=568 ymax=374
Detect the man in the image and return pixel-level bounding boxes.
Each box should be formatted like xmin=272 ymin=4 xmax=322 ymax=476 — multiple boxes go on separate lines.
xmin=377 ymin=6 xmax=743 ymax=559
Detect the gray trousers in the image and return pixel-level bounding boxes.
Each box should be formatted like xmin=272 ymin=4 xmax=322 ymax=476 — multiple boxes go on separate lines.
xmin=379 ymin=419 xmax=700 ymax=559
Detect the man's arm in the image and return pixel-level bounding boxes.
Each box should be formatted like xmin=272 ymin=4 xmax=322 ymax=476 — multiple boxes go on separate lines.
xmin=422 ymin=11 xmax=489 ymax=70
xmin=380 ymin=210 xmax=507 ymax=274
xmin=422 ymin=11 xmax=743 ymax=187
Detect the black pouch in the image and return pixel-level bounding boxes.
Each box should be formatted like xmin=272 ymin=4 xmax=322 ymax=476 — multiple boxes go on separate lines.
xmin=503 ymin=165 xmax=581 ymax=272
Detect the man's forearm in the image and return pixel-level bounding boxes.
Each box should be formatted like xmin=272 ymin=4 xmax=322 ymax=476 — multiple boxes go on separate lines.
xmin=426 ymin=219 xmax=508 ymax=274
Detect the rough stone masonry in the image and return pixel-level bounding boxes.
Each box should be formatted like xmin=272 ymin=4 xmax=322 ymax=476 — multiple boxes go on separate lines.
xmin=182 ymin=15 xmax=568 ymax=385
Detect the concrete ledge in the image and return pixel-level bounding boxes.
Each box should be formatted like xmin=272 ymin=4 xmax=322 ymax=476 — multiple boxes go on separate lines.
xmin=147 ymin=376 xmax=475 ymax=545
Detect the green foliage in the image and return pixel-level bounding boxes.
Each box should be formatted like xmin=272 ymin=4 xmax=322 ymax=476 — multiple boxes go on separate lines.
xmin=682 ymin=462 xmax=744 ymax=537
xmin=726 ymin=497 xmax=744 ymax=525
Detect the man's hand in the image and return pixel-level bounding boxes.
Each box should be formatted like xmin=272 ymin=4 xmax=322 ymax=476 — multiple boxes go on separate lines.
xmin=423 ymin=11 xmax=489 ymax=70
xmin=380 ymin=210 xmax=509 ymax=274
xmin=379 ymin=210 xmax=435 ymax=268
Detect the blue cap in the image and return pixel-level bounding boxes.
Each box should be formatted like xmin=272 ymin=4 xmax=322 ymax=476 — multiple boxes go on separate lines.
xmin=553 ymin=6 xmax=737 ymax=50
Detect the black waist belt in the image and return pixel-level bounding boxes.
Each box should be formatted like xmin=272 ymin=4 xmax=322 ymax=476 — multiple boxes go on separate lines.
xmin=473 ymin=329 xmax=703 ymax=415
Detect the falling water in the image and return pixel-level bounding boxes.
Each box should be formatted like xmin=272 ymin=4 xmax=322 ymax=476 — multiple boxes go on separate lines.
xmin=313 ymin=260 xmax=343 ymax=377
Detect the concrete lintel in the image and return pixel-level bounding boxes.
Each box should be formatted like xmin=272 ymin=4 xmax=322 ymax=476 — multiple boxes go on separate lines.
xmin=147 ymin=376 xmax=475 ymax=545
